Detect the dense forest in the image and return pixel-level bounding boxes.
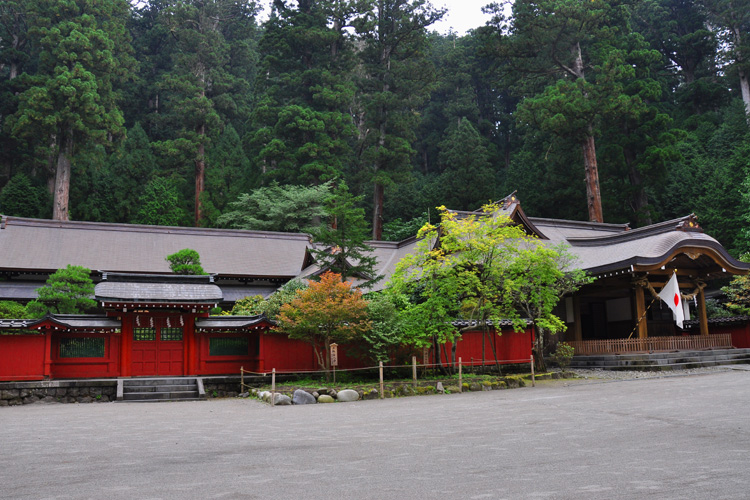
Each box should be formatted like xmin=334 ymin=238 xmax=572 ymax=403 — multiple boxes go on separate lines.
xmin=1 ymin=0 xmax=749 ymax=254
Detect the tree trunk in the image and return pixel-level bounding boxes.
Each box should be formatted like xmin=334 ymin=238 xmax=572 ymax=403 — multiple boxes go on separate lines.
xmin=372 ymin=182 xmax=384 ymax=240
xmin=194 ymin=123 xmax=206 ymax=226
xmin=581 ymin=130 xmax=603 ymax=223
xmin=533 ymin=325 xmax=546 ymax=372
xmin=52 ymin=130 xmax=73 ymax=221
xmin=734 ymin=27 xmax=750 ymax=124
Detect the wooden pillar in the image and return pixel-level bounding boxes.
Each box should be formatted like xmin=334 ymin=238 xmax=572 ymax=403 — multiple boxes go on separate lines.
xmin=43 ymin=329 xmax=52 ymax=379
xmin=698 ymin=287 xmax=709 ymax=337
xmin=635 ymin=285 xmax=648 ymax=339
xmin=119 ymin=314 xmax=132 ymax=377
xmin=573 ymin=296 xmax=583 ymax=342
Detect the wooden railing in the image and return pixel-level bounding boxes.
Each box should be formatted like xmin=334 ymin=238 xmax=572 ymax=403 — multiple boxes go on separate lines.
xmin=569 ymin=334 xmax=733 ymax=355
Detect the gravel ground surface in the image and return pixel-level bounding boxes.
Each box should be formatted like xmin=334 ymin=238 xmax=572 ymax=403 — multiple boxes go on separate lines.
xmin=568 ymin=365 xmax=745 ymax=380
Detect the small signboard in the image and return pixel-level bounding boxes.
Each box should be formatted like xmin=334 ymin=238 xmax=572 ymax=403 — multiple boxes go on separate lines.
xmin=330 ymin=343 xmax=339 ymax=367
xmin=422 ymin=346 xmax=429 ymax=365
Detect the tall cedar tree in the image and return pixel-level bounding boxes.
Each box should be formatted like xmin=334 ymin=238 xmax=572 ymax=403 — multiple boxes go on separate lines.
xmin=489 ymin=0 xmax=649 ymax=223
xmin=154 ymin=0 xmax=257 ymax=225
xmin=310 ymin=181 xmax=379 ymax=287
xmin=10 ymin=0 xmax=135 ymax=221
xmin=277 ymin=272 xmax=371 ymax=375
xmin=354 ymin=0 xmax=445 ymax=239
xmin=249 ymin=0 xmax=361 ymax=185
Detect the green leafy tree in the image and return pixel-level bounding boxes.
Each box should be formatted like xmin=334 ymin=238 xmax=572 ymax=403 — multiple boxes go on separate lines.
xmin=166 ymin=248 xmax=206 ymax=275
xmin=10 ymin=0 xmax=135 ymax=221
xmin=310 ymin=181 xmax=379 ymax=286
xmin=262 ymin=279 xmax=308 ymax=321
xmin=504 ymin=243 xmax=591 ymax=371
xmin=387 ymin=203 xmax=530 ymax=369
xmin=218 ymin=181 xmax=331 ymax=232
xmin=25 ymin=265 xmax=96 ymax=316
xmin=359 ymin=292 xmax=407 ymax=363
xmin=277 ymin=271 xmax=371 ymax=376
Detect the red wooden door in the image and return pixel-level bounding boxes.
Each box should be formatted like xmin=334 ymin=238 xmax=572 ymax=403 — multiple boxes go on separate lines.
xmin=131 ymin=318 xmax=185 ymax=376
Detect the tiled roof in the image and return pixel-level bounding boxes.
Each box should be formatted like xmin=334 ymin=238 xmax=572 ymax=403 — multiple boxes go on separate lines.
xmin=0 ymin=216 xmax=312 ymax=278
xmin=195 ymin=315 xmax=272 ymax=329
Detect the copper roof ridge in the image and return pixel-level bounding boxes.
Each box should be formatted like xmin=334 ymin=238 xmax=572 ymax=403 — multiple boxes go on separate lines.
xmin=2 ymin=215 xmax=313 ymax=241
xmin=528 ymin=217 xmax=631 ymax=231
xmin=566 ymin=215 xmax=697 ymax=247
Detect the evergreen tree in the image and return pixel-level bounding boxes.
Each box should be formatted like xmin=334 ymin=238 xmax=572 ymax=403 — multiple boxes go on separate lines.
xmin=9 ymin=0 xmax=135 ymax=221
xmin=105 ymin=123 xmax=159 ymax=223
xmin=133 ymin=176 xmax=188 ymax=226
xmin=26 ymin=265 xmax=96 ymax=316
xmin=0 ymin=172 xmax=41 ymax=217
xmin=353 ymin=0 xmax=445 ymax=239
xmin=437 ymin=119 xmax=495 ymax=210
xmin=310 ymin=181 xmax=379 ymax=286
xmin=154 ymin=0 xmax=258 ymax=225
xmin=248 ymin=0 xmax=361 ymax=186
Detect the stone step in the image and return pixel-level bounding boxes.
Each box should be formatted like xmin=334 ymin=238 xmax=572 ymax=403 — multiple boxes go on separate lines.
xmin=122 ymin=390 xmax=199 ymax=401
xmin=570 ymin=348 xmax=750 ymax=371
xmin=117 ymin=377 xmax=205 ymax=402
xmin=123 ymin=378 xmax=195 ymax=386
xmin=123 ymin=384 xmax=197 ymax=393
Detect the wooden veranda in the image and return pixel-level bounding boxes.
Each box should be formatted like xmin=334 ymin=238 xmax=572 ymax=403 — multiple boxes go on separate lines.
xmin=569 ymin=334 xmax=733 ymax=355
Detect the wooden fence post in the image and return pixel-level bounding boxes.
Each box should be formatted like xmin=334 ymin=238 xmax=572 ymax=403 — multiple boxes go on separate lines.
xmin=271 ymin=368 xmax=276 ymax=407
xmin=530 ymin=356 xmax=535 ymax=387
xmin=458 ymin=357 xmax=462 ymax=393
xmin=412 ymin=356 xmax=417 ymax=388
xmin=240 ymin=366 xmax=244 ymax=393
xmin=379 ymin=361 xmax=384 ymax=399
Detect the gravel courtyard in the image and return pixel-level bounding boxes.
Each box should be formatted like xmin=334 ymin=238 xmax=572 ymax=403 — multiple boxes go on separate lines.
xmin=2 ymin=367 xmax=749 ymax=500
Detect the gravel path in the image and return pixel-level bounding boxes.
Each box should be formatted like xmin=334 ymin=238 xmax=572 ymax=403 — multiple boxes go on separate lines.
xmin=568 ymin=364 xmax=747 ymax=380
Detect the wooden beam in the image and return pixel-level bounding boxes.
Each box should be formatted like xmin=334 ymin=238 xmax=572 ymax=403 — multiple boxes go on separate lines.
xmin=698 ymin=287 xmax=709 ymax=337
xmin=635 ymin=286 xmax=648 ymax=339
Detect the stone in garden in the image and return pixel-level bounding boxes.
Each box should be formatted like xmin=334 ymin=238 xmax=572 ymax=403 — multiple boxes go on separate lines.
xmin=317 ymin=387 xmax=330 ymax=396
xmin=363 ymin=389 xmax=379 ymax=400
xmin=259 ymin=391 xmax=271 ymax=401
xmin=328 ymin=389 xmax=337 ymax=398
xmin=317 ymin=395 xmax=335 ymax=403
xmin=336 ymin=389 xmax=359 ymax=402
xmin=239 ymin=392 xmax=249 ymax=398
xmin=273 ymin=394 xmax=292 ymax=405
xmin=292 ymin=389 xmax=316 ymax=405
xmin=436 ymin=382 xmax=444 ymax=393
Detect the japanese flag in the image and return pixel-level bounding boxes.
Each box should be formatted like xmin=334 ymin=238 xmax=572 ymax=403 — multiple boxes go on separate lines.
xmin=658 ymin=272 xmax=684 ymax=329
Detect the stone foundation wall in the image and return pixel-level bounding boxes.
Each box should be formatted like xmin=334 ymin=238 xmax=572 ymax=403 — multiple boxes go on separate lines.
xmin=0 ymin=380 xmax=117 ymax=406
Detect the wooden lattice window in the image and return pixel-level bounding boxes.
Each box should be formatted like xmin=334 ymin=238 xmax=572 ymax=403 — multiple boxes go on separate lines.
xmin=59 ymin=337 xmax=105 ymax=358
xmin=209 ymin=337 xmax=249 ymax=356
xmin=160 ymin=327 xmax=183 ymax=341
xmin=133 ymin=327 xmax=156 ymax=341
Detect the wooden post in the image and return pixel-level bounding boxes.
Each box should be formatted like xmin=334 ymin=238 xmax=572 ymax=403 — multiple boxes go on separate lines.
xmin=271 ymin=368 xmax=276 ymax=407
xmin=698 ymin=287 xmax=709 ymax=337
xmin=240 ymin=366 xmax=244 ymax=393
xmin=458 ymin=357 xmax=462 ymax=393
xmin=530 ymin=355 xmax=535 ymax=387
xmin=635 ymin=285 xmax=648 ymax=339
xmin=573 ymin=295 xmax=583 ymax=342
xmin=379 ymin=361 xmax=384 ymax=399
xmin=412 ymin=356 xmax=417 ymax=388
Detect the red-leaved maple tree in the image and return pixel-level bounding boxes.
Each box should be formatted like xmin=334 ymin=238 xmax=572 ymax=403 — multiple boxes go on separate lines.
xmin=276 ymin=272 xmax=371 ymax=374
